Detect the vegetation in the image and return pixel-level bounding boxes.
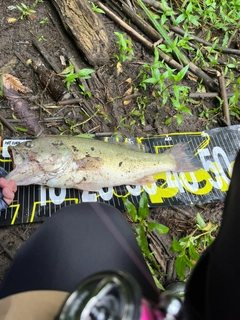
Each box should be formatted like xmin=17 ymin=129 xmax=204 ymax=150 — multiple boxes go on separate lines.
xmin=171 ymin=213 xmax=218 ymax=281
xmin=123 ymin=192 xmax=169 ymax=289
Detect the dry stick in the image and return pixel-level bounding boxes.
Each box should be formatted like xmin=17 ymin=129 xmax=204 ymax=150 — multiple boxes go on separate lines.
xmin=218 ymin=75 xmax=231 ymax=126
xmin=170 ymin=26 xmax=240 ymax=56
xmin=170 ymin=205 xmax=193 ymax=218
xmin=57 ymin=98 xmax=83 ymax=105
xmin=142 ymin=0 xmax=175 ymax=14
xmin=189 ymin=92 xmax=235 ymax=99
xmin=0 ymin=114 xmax=19 ymax=134
xmin=227 ymin=24 xmax=240 ymax=47
xmin=32 ymin=38 xmax=62 ymax=74
xmin=98 ymin=1 xmax=219 ymax=92
xmin=117 ymin=0 xmax=162 ymax=42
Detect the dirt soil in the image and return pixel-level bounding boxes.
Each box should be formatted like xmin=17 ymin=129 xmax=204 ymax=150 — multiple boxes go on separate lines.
xmin=0 ymin=0 xmax=237 ymax=286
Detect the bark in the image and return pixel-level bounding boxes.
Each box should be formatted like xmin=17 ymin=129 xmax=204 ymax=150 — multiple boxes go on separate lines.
xmin=50 ymin=0 xmax=109 ymax=66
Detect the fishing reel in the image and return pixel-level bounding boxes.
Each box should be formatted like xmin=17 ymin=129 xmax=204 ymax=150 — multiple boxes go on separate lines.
xmin=55 ymin=270 xmax=184 ymax=320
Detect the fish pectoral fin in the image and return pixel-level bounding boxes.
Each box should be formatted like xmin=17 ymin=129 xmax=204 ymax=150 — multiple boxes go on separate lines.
xmin=129 ymin=175 xmax=156 ymax=186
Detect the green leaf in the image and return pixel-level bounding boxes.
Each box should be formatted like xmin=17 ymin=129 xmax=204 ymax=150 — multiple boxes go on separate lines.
xmin=196 ymin=213 xmax=206 ymax=229
xmin=143 ymin=78 xmax=158 ymax=84
xmin=77 ymin=69 xmax=95 ymax=79
xmin=184 ymin=254 xmax=194 ymax=269
xmin=136 ymin=225 xmax=151 ymax=258
xmin=176 ymin=114 xmax=183 ymax=126
xmin=60 ymin=65 xmax=75 ymax=75
xmin=174 ymin=65 xmax=189 ymax=82
xmin=138 ymin=191 xmax=149 ymax=219
xmin=188 ymin=242 xmax=199 ymax=261
xmin=122 ymin=197 xmax=137 ymax=222
xmin=175 ymin=254 xmax=187 ymax=280
xmin=148 ymin=222 xmax=169 ymax=234
xmin=171 ymin=237 xmax=183 ymax=252
xmin=147 ymin=262 xmax=165 ymax=290
xmin=14 ymin=126 xmax=28 ymax=133
xmin=164 ymin=117 xmax=172 ymax=125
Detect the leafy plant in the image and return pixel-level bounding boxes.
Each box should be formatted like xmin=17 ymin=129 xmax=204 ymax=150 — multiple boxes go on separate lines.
xmin=60 ymin=62 xmax=95 ymax=90
xmin=14 ymin=3 xmax=36 ymax=19
xmin=89 ymin=2 xmax=105 ymax=14
xmin=130 ymin=95 xmax=149 ymax=126
xmin=122 ymin=192 xmax=169 ymax=289
xmin=114 ymin=32 xmax=134 ymax=62
xmin=171 ymin=213 xmax=218 ymax=281
xmin=139 ymin=48 xmax=190 ymax=126
xmin=40 ymin=17 xmax=48 ymax=24
xmin=38 ymin=35 xmax=47 ymax=41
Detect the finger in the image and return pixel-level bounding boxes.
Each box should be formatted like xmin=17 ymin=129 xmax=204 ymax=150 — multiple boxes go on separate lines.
xmin=0 ymin=177 xmax=8 ymax=189
xmin=2 ymin=186 xmax=15 ymax=201
xmin=7 ymin=180 xmax=17 ymax=193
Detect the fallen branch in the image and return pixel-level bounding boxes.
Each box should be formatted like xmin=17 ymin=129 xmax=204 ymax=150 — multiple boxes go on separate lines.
xmin=218 ymin=75 xmax=231 ymax=126
xmin=2 ymin=74 xmax=44 ymax=137
xmin=0 ymin=114 xmax=19 ymax=134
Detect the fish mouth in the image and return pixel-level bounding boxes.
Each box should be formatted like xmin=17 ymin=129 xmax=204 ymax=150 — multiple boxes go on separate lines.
xmin=6 ymin=147 xmax=36 ymax=185
xmin=8 ymin=146 xmax=29 ymax=168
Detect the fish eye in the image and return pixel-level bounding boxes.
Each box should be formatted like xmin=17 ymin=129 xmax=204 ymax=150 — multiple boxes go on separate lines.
xmin=25 ymin=141 xmax=33 ymax=148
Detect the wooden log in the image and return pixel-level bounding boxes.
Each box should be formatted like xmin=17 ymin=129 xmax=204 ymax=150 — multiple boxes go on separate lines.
xmin=50 ymin=0 xmax=109 ymax=66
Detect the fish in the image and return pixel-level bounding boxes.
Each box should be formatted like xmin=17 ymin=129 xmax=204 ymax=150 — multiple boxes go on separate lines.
xmin=5 ymin=136 xmax=200 ymax=191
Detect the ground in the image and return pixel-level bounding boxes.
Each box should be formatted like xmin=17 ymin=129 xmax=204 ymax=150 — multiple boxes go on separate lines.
xmin=0 ymin=0 xmax=238 ymax=287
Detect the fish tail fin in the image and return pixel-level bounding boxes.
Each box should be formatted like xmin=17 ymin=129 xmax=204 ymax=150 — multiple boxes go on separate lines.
xmin=166 ymin=143 xmax=201 ymax=172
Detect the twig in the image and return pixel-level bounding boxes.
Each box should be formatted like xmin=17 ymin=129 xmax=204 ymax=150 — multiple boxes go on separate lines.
xmin=169 ymin=25 xmax=240 ymax=56
xmin=227 ymin=25 xmax=240 ymax=47
xmin=170 ymin=205 xmax=193 ymax=218
xmin=95 ymin=131 xmax=115 ymax=137
xmin=189 ymin=92 xmax=235 ymax=99
xmin=142 ymin=0 xmax=175 ymax=14
xmin=57 ymin=98 xmax=83 ymax=105
xmin=122 ymin=93 xmax=142 ymax=101
xmin=0 ymin=114 xmax=19 ymax=134
xmin=218 ymin=75 xmax=231 ymax=126
xmin=14 ymin=51 xmax=28 ymax=67
xmin=117 ymin=0 xmax=161 ymax=42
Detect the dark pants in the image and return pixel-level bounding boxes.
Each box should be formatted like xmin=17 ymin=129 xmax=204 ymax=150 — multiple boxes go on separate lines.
xmin=0 ymin=202 xmax=158 ymax=303
xmin=184 ymin=149 xmax=240 ymax=320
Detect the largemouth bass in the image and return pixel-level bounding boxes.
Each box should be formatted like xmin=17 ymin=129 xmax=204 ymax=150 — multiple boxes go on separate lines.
xmin=5 ymin=136 xmax=200 ymax=191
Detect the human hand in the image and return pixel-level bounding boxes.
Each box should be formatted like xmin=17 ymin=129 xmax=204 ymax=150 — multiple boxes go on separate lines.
xmin=0 ymin=178 xmax=17 ymax=205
